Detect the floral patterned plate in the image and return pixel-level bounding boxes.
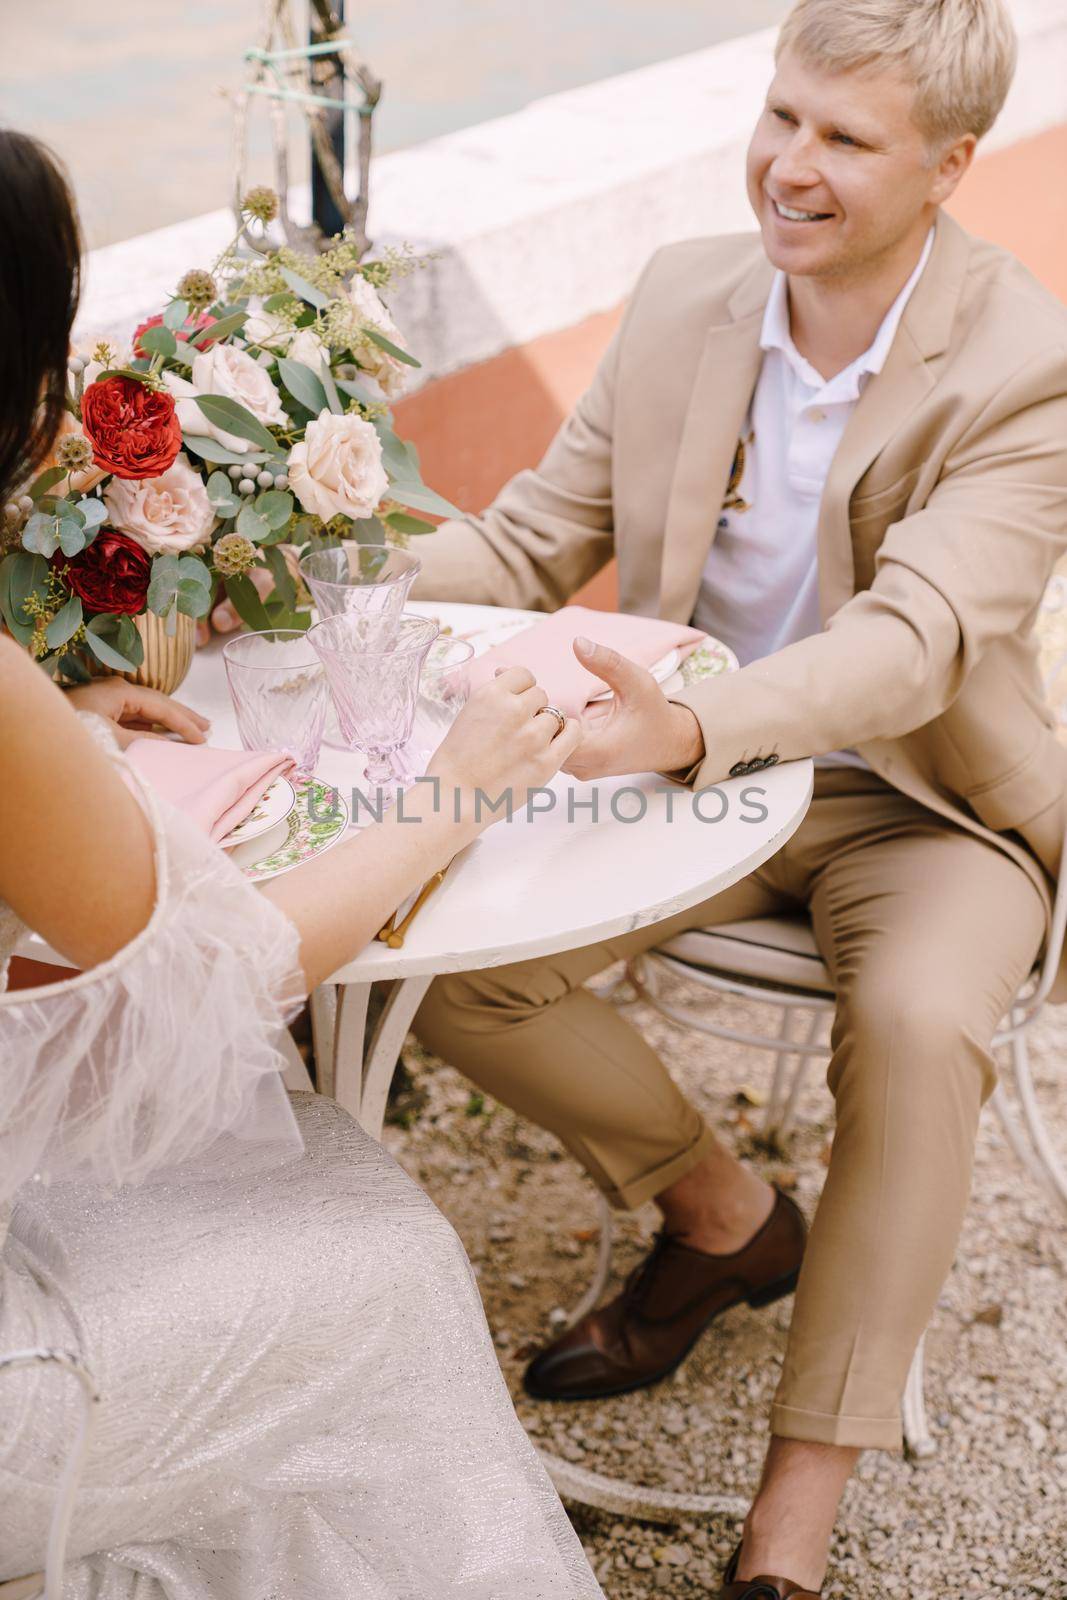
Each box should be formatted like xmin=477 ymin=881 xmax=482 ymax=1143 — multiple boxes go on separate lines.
xmin=219 ymin=775 xmax=297 ymax=849
xmin=228 ymin=776 xmax=350 ymax=883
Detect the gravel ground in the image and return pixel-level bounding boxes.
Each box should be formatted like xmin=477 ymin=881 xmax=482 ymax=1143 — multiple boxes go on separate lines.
xmin=380 ymin=964 xmax=1067 ymax=1600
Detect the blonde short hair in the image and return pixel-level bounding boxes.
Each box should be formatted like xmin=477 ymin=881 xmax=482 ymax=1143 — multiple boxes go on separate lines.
xmin=776 ymin=0 xmax=1018 ymax=147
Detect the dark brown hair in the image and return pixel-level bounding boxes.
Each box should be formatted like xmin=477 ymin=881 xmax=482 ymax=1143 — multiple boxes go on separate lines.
xmin=0 ymin=131 xmax=82 ymax=503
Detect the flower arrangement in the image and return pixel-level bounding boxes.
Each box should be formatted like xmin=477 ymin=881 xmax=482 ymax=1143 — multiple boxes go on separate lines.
xmin=0 ymin=188 xmax=454 ymax=680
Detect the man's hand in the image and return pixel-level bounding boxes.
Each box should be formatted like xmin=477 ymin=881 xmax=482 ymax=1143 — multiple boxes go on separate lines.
xmin=561 ymin=636 xmax=705 ymax=781
xmin=63 ymin=680 xmax=211 ymax=749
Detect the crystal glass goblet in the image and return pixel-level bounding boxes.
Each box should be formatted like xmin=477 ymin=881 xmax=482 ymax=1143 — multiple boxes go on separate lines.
xmin=222 ymin=629 xmax=329 ymax=774
xmin=298 ymin=542 xmax=421 ymax=621
xmin=407 ymin=637 xmax=475 ymax=771
xmin=308 ymin=611 xmax=440 ymax=788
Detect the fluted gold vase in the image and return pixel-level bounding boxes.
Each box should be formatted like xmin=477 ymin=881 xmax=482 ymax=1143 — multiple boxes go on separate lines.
xmin=118 ymin=610 xmax=196 ymax=694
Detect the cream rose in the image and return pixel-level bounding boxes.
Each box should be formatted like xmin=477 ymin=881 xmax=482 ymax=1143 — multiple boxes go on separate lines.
xmin=287 ymin=326 xmax=330 ymax=371
xmin=242 ymin=297 xmax=291 ymax=349
xmin=166 ymin=344 xmax=289 ymax=452
xmin=103 ymin=452 xmax=215 ymax=555
xmin=287 ymin=411 xmax=388 ymax=523
xmin=346 ymin=274 xmax=410 ymax=400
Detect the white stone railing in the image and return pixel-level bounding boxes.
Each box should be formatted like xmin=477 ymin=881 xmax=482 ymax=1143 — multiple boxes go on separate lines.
xmin=76 ymin=0 xmax=1067 ymax=387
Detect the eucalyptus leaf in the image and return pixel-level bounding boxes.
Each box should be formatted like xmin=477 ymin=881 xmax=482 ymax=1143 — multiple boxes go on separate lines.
xmin=382 ymin=509 xmax=437 ymax=536
xmin=363 ymin=326 xmax=420 ymax=368
xmin=176 ymin=578 xmax=213 ymax=618
xmin=7 ymin=551 xmax=49 ymax=626
xmin=254 ymin=489 xmax=293 ymax=529
xmin=319 ymin=361 xmax=343 ymax=415
xmin=182 ymin=433 xmax=267 ymax=466
xmin=112 ymin=614 xmax=145 ymax=667
xmin=0 ymin=553 xmax=33 ymax=645
xmin=277 ymin=357 xmax=328 ymax=416
xmin=45 ymin=593 xmax=83 ymax=650
xmin=236 ymin=505 xmax=271 ymax=543
xmin=28 ymin=466 xmax=68 ymax=501
xmin=177 ymin=554 xmax=213 ymax=589
xmin=21 ymin=513 xmax=59 ymax=558
xmin=57 ymin=518 xmax=88 ymax=557
xmin=147 ymin=554 xmax=181 ymax=615
xmin=84 ymin=622 xmax=140 ymax=672
xmin=279 ymin=265 xmax=329 ymax=311
xmin=57 ymin=650 xmax=92 ymax=683
xmin=223 ymin=573 xmax=273 ymax=632
xmin=264 ymin=290 xmax=297 ymax=313
xmin=262 ymin=543 xmax=297 ymax=611
xmin=385 ymin=481 xmax=463 ymax=520
xmin=335 ymin=375 xmax=379 ymax=407
xmin=78 ymin=498 xmax=107 ymax=531
xmin=139 ymin=325 xmax=177 ymax=359
xmin=192 ymin=309 xmax=248 ymax=348
xmin=163 ymin=298 xmax=190 ymax=331
xmin=206 ymin=471 xmax=240 ymax=515
xmin=350 ymin=516 xmax=388 ymax=546
xmin=372 ymin=421 xmax=416 ymax=484
xmin=191 ymin=393 xmax=278 ymax=452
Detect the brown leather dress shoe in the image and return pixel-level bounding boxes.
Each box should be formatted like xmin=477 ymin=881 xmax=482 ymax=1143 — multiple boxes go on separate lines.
xmin=717 ymin=1545 xmax=821 ymax=1598
xmin=523 ymin=1189 xmax=806 ymax=1400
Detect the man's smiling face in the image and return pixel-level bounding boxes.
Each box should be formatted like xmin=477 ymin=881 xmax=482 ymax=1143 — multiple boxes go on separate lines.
xmin=746 ymin=49 xmax=943 ymax=283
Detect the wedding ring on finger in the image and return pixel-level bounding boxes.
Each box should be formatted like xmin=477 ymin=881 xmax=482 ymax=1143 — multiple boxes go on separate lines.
xmin=536 ymin=704 xmax=567 ymax=739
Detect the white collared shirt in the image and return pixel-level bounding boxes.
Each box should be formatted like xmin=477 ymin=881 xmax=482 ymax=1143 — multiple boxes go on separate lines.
xmin=690 ymin=229 xmax=934 ymax=769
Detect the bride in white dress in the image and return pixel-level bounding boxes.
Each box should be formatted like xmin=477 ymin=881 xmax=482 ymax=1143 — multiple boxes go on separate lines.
xmin=0 ymin=130 xmax=602 ymax=1600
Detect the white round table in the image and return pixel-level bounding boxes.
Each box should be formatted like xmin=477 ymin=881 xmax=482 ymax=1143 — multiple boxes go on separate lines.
xmin=183 ymin=601 xmax=816 ymax=1523
xmin=182 ymin=602 xmax=814 ymax=1142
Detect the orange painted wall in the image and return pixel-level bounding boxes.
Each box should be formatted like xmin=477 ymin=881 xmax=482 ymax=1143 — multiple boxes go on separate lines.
xmin=395 ymin=121 xmax=1067 ymax=613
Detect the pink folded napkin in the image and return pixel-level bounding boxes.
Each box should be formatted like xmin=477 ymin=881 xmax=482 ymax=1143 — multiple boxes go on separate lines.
xmin=125 ymin=740 xmax=295 ymax=844
xmin=467 ymin=606 xmax=707 ymax=717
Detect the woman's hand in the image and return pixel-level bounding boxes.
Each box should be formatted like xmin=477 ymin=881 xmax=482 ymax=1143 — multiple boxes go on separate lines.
xmin=63 ymin=679 xmax=210 ymax=749
xmin=427 ymin=665 xmax=582 ymax=830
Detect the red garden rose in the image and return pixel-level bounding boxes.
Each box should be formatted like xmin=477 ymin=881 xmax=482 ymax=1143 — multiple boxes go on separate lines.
xmin=132 ymin=311 xmax=216 ymax=358
xmin=55 ymin=529 xmax=152 ymax=616
xmin=80 ymin=374 xmax=183 ymax=481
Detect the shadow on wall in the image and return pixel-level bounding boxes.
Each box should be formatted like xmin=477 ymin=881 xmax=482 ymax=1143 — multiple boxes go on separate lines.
xmin=393 ymin=121 xmax=1067 ymax=615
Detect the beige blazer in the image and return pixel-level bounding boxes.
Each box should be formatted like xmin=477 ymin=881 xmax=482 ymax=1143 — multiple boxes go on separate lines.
xmin=412 ymin=213 xmax=1067 ymax=972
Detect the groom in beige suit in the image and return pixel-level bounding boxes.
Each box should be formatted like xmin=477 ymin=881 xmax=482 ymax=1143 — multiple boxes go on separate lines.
xmin=412 ymin=0 xmax=1067 ymax=1592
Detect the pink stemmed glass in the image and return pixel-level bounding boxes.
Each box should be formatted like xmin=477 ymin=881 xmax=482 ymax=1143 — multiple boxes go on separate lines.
xmin=405 ymin=637 xmax=475 ymax=773
xmin=298 ymin=542 xmax=421 ymax=621
xmin=222 ymin=629 xmax=329 ymax=774
xmin=308 ymin=611 xmax=440 ymax=787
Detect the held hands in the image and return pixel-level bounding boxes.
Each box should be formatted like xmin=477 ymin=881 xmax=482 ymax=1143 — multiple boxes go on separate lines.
xmin=562 ymin=636 xmax=705 ymax=781
xmin=63 ymin=679 xmax=211 ymax=750
xmin=427 ymin=665 xmax=582 ymax=831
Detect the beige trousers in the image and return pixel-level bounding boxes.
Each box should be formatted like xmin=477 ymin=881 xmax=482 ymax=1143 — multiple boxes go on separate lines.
xmin=416 ymin=767 xmax=1046 ymax=1448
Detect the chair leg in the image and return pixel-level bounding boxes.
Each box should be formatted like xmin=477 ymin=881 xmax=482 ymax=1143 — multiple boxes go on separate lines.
xmin=988 ymin=1080 xmax=1051 ymax=1190
xmin=775 ymin=1011 xmax=823 ymax=1145
xmin=901 ymin=1333 xmax=937 ymax=1462
xmin=626 ymin=954 xmax=659 ymax=1001
xmin=763 ymin=1005 xmax=797 ymax=1136
xmin=563 ymin=1193 xmax=615 ymax=1329
xmin=1010 ymin=1023 xmax=1067 ymax=1212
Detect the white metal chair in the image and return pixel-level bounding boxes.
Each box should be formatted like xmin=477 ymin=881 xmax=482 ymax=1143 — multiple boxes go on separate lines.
xmin=604 ymin=808 xmax=1067 ymax=1462
xmin=0 ymin=1349 xmax=100 ymax=1600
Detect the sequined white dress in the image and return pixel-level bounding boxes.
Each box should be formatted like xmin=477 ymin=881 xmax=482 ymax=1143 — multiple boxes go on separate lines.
xmin=0 ymin=720 xmax=602 ymax=1599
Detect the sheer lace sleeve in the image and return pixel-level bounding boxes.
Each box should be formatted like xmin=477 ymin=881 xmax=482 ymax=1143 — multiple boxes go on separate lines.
xmin=0 ymin=719 xmax=307 ymax=1205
